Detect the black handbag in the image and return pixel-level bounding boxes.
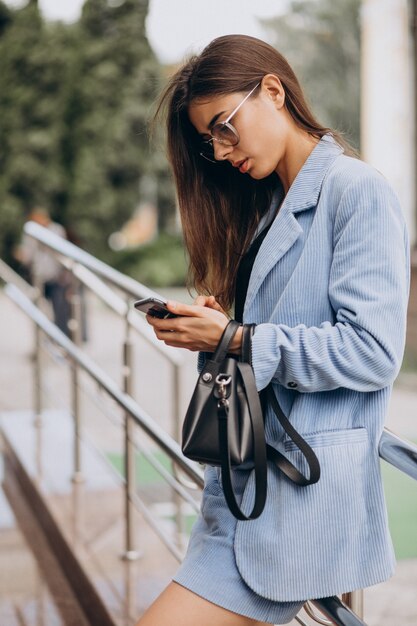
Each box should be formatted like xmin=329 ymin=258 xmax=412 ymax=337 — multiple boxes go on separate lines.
xmin=182 ymin=320 xmax=321 ymax=520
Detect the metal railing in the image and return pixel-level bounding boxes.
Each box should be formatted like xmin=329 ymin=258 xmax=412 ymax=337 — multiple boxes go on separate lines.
xmin=4 ymin=281 xmax=203 ymax=559
xmin=2 ymin=221 xmax=417 ymax=626
xmin=23 ymin=221 xmax=187 ymax=558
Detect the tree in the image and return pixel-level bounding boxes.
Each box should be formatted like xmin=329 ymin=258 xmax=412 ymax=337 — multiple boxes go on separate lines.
xmin=0 ymin=1 xmax=73 ymax=263
xmin=0 ymin=0 xmax=175 ymax=268
xmin=64 ymin=0 xmax=170 ymax=257
xmin=0 ymin=1 xmax=12 ymax=36
xmin=263 ymin=0 xmax=361 ymax=150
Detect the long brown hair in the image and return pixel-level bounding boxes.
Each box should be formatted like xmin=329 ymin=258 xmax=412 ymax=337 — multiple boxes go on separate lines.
xmin=153 ymin=34 xmax=355 ymax=312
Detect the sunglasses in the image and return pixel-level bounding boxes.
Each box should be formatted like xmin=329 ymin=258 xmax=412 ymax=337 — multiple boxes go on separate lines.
xmin=199 ymin=82 xmax=261 ymax=164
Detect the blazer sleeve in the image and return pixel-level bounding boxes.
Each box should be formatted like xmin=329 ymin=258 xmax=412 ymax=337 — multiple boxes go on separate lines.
xmin=251 ymin=174 xmax=410 ymax=393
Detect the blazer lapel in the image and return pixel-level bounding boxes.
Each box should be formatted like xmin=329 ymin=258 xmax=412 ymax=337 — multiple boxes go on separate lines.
xmin=243 ymin=134 xmax=344 ymax=316
xmin=244 ymin=206 xmax=302 ymax=313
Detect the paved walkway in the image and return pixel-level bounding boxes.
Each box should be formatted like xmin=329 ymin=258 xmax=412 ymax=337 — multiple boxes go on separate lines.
xmin=1 ymin=288 xmax=416 ymax=625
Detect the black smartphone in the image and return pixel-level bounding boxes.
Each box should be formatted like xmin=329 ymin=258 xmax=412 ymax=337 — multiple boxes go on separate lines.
xmin=133 ymin=297 xmax=180 ymax=319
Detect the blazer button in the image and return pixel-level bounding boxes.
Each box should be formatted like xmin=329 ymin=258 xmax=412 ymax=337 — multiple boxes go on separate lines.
xmin=288 ymin=381 xmax=298 ymax=388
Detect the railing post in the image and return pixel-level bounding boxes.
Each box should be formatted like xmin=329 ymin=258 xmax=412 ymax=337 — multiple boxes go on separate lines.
xmin=342 ymin=591 xmax=364 ymax=620
xmin=32 ymin=254 xmax=44 ymax=483
xmin=35 ymin=564 xmax=46 ymax=626
xmin=122 ymin=309 xmax=140 ymax=560
xmin=33 ymin=312 xmax=42 ymax=426
xmin=32 ymin=269 xmax=43 ymax=426
xmin=70 ymin=363 xmax=84 ymax=483
xmin=69 ymin=270 xmax=84 ymax=484
xmin=71 ymin=480 xmax=82 ymax=550
xmin=123 ymin=560 xmax=137 ymax=624
xmin=172 ymin=363 xmax=186 ymax=549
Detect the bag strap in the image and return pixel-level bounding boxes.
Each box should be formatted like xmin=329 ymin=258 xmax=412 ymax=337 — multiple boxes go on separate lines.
xmin=212 ymin=320 xmax=241 ymax=363
xmin=265 ymin=386 xmax=320 ymax=485
xmin=243 ymin=324 xmax=321 ymax=487
xmin=217 ymin=360 xmax=267 ymax=520
xmin=216 ymin=321 xmax=320 ymax=520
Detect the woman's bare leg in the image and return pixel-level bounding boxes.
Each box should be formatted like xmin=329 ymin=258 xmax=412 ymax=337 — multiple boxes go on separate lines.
xmin=136 ymin=581 xmax=270 ymax=626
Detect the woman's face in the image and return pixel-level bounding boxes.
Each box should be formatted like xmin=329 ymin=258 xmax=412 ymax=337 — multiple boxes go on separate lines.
xmin=188 ymin=76 xmax=290 ymax=180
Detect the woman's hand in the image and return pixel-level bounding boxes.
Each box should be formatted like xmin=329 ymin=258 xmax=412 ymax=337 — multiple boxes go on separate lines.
xmin=146 ymin=299 xmax=242 ymax=354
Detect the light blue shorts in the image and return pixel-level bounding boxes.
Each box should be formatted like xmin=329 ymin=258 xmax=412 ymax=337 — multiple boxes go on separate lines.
xmin=173 ymin=466 xmax=304 ymax=625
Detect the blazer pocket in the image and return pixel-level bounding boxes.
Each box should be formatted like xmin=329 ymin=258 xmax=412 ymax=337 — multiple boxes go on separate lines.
xmin=277 ymin=426 xmax=371 ymax=590
xmin=283 ymin=426 xmax=368 ymax=451
xmin=234 ymin=426 xmax=372 ymax=601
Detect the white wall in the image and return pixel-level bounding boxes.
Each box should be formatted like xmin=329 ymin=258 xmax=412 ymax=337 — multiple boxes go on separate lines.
xmin=361 ymin=0 xmax=416 ymax=246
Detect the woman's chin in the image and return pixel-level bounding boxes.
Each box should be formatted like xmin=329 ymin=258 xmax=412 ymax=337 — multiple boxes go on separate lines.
xmin=247 ymin=161 xmax=278 ymax=180
xmin=249 ymin=167 xmax=271 ymax=180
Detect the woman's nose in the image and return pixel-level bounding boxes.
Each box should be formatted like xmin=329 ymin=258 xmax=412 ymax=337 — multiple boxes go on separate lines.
xmin=213 ymin=140 xmax=233 ymax=161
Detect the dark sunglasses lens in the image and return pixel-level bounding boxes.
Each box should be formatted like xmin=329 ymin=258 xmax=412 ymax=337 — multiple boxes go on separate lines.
xmin=211 ymin=122 xmax=238 ymax=146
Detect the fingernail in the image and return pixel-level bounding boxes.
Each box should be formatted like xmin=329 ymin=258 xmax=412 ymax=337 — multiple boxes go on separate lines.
xmin=167 ymin=300 xmax=177 ymax=309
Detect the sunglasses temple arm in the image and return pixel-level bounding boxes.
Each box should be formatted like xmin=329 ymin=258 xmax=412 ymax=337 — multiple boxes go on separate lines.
xmin=224 ymin=81 xmax=261 ymax=124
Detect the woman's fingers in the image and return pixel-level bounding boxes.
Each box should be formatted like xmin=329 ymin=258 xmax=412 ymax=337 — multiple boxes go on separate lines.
xmin=192 ymin=295 xmax=226 ymax=314
xmin=165 ymin=300 xmax=207 ymax=317
xmin=146 ymin=302 xmax=229 ymax=352
xmin=193 ymin=295 xmax=209 ymax=306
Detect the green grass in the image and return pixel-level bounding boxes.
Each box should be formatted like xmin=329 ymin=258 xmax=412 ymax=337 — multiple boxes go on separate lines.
xmin=107 ymin=450 xmax=417 ymax=558
xmin=107 ymin=450 xmax=197 ymax=534
xmin=382 ymin=457 xmax=417 ymax=560
xmin=107 ymin=449 xmax=171 ymax=486
xmin=400 ymin=345 xmax=417 ymax=374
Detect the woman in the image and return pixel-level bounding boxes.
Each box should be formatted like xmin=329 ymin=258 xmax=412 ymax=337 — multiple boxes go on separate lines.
xmin=137 ymin=35 xmax=410 ymax=626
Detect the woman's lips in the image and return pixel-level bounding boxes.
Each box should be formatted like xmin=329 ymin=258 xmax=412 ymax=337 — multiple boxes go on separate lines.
xmin=231 ymin=158 xmax=250 ymax=174
xmin=238 ymin=158 xmax=250 ymax=174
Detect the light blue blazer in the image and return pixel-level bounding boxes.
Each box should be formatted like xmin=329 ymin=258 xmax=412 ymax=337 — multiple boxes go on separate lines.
xmin=199 ymin=135 xmax=410 ymax=602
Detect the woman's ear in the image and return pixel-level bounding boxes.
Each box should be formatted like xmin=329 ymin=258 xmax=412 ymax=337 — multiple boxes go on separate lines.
xmin=260 ymin=74 xmax=285 ymax=109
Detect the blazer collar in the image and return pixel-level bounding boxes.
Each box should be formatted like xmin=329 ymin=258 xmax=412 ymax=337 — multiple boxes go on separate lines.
xmin=277 ymin=133 xmax=344 ymax=213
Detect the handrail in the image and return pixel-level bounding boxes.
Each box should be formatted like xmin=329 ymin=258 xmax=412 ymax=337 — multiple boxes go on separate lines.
xmin=0 ymin=258 xmax=38 ymax=300
xmin=24 ymin=222 xmax=184 ymax=366
xmin=4 ymin=282 xmax=204 ymax=489
xmin=24 ymin=220 xmax=163 ymax=303
xmin=379 ymin=428 xmax=417 ymax=480
xmin=311 ymin=597 xmax=367 ymax=626
xmin=67 ymin=260 xmax=128 ymax=317
xmin=60 ymin=259 xmax=184 ymax=366
xmin=6 ymin=227 xmax=193 ymax=560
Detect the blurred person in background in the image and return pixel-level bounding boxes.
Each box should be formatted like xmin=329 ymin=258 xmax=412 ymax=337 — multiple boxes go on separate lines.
xmin=15 ymin=207 xmax=71 ymax=337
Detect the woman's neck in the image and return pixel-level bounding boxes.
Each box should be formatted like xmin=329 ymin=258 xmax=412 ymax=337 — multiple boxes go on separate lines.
xmin=275 ymin=129 xmax=320 ymax=194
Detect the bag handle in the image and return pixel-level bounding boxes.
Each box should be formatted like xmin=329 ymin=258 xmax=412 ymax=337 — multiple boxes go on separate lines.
xmin=216 ymin=360 xmax=267 ymax=520
xmin=212 ymin=320 xmax=241 ymax=363
xmin=241 ymin=322 xmax=255 ymax=364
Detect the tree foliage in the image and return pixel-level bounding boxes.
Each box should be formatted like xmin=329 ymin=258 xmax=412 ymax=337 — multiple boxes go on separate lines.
xmin=0 ymin=0 xmax=361 ymax=277
xmin=263 ymin=0 xmax=361 ymax=150
xmin=0 ymin=1 xmax=68 ymax=257
xmin=0 ymin=0 xmax=173 ymax=267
